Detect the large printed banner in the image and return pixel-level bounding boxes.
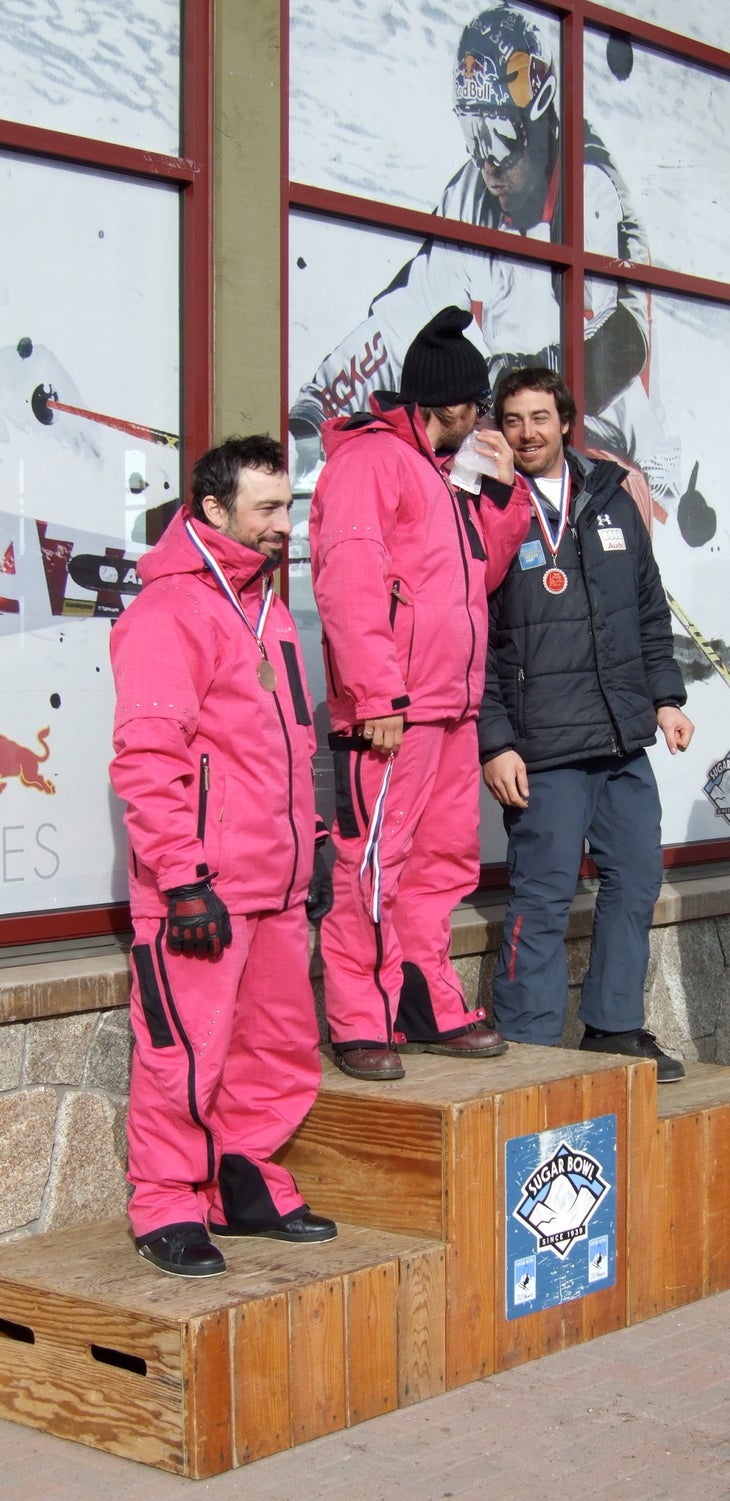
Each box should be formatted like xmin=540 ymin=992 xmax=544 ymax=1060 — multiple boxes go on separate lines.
xmin=288 ymin=0 xmax=730 ymax=856
xmin=0 ymin=37 xmax=180 ymax=916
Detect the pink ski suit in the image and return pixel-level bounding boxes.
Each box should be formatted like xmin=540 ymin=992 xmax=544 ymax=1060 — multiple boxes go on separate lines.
xmin=309 ymin=398 xmax=530 ymax=1047
xmin=110 ymin=508 xmax=321 ymax=1237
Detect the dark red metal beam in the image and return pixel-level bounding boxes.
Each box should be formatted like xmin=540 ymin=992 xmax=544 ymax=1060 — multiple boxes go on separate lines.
xmin=289 ymin=181 xmax=574 ymax=267
xmin=584 ymin=4 xmax=730 ymax=73
xmin=0 ymin=117 xmax=196 ymax=182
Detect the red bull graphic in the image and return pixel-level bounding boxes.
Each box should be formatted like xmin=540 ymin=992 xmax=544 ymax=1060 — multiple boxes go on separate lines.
xmin=0 ymin=726 xmax=55 ymax=796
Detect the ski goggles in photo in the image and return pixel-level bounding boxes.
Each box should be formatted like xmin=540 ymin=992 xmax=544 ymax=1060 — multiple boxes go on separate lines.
xmin=456 ymin=107 xmax=526 ymax=170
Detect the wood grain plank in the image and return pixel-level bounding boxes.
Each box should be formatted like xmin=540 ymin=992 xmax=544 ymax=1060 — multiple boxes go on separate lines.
xmin=290 ymin=1279 xmax=346 ymax=1443
xmin=626 ymin=1060 xmax=664 ymax=1323
xmin=705 ymin=1105 xmax=730 ymax=1296
xmin=232 ymin=1293 xmax=291 ymax=1465
xmin=0 ymin=1281 xmax=184 ymax=1471
xmin=346 ymin=1263 xmax=398 ymax=1424
xmin=278 ymin=1095 xmax=446 ymax=1236
xmin=397 ymin=1246 xmax=446 ymax=1407
xmin=662 ymin=1113 xmax=705 ymax=1310
xmin=444 ymin=1098 xmax=495 ymax=1388
xmin=183 ymin=1311 xmax=233 ymax=1479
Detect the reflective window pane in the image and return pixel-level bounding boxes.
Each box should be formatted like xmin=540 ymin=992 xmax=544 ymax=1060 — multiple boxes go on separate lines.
xmin=289 ymin=206 xmax=561 ymax=847
xmin=591 ymin=0 xmax=718 ymax=49
xmin=584 ymin=279 xmax=729 ymax=847
xmin=290 ymin=1 xmax=562 ymax=246
xmin=0 ymin=154 xmax=181 ymax=914
xmin=585 ymin=29 xmax=728 ymax=281
xmin=0 ymin=0 xmax=181 ymax=154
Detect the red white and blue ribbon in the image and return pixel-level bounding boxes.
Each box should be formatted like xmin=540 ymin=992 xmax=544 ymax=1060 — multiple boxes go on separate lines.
xmin=185 ymin=517 xmax=273 ymax=644
xmin=526 ymin=460 xmax=571 ymax=563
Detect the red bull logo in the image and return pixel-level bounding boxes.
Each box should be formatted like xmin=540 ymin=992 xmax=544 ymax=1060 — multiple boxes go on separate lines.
xmin=0 ymin=726 xmax=55 ymax=795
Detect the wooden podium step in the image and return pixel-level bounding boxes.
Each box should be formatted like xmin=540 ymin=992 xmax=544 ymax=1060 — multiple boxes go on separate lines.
xmin=0 ymin=1046 xmax=729 ymax=1478
xmin=0 ymin=1216 xmax=444 ymax=1477
xmin=280 ymin=1046 xmax=637 ymax=1385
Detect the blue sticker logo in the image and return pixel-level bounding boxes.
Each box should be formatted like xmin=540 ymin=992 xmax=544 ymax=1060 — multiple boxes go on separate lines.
xmin=518 ymin=539 xmax=546 ymax=570
xmin=506 ymin=1116 xmax=616 ymax=1318
xmin=514 ymin=1139 xmax=609 ymax=1258
xmin=704 ymin=752 xmax=730 ymax=825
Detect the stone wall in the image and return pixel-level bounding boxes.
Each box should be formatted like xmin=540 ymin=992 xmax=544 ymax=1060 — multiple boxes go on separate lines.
xmin=0 ymin=1007 xmax=131 ymax=1242
xmin=1 ymin=872 xmax=729 ymax=1242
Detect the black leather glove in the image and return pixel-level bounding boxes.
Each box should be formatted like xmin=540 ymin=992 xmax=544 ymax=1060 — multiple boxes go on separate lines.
xmin=305 ymin=845 xmax=334 ymax=923
xmin=165 ymin=879 xmax=232 ymax=958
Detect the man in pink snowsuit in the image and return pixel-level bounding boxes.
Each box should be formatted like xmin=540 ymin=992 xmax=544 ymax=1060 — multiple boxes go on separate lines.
xmin=110 ymin=436 xmax=336 ymax=1276
xmin=309 ymin=306 xmax=531 ymax=1080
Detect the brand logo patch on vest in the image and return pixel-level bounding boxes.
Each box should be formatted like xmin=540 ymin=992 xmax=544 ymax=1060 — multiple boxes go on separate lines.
xmin=598 ymin=527 xmax=626 ymax=551
xmin=518 ymin=539 xmax=546 ymax=570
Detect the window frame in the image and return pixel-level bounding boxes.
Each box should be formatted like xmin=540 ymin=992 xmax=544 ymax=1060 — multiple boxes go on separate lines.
xmin=283 ymin=0 xmax=730 ymax=880
xmin=0 ymin=0 xmax=213 ymax=946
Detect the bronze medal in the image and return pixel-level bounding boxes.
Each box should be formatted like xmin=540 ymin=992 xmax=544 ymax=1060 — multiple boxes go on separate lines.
xmin=256 ymin=658 xmax=277 ymax=691
xmin=543 ymin=566 xmax=568 ymax=595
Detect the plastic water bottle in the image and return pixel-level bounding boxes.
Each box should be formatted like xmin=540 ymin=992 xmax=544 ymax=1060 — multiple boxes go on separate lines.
xmin=450 ymin=429 xmax=499 ymax=493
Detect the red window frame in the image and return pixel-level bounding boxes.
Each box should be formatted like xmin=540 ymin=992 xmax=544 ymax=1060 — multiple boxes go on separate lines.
xmin=0 ymin=0 xmax=214 ymax=947
xmin=282 ymin=0 xmax=730 ymax=885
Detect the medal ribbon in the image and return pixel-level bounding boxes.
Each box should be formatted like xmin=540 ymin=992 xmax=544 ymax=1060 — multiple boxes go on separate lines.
xmin=185 ymin=517 xmax=274 ymax=653
xmin=359 ymin=754 xmax=395 ymax=923
xmin=527 ymin=461 xmax=571 ymax=565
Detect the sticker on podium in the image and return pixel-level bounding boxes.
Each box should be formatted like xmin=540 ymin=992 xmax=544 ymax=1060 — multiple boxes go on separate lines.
xmin=505 ymin=1115 xmax=616 ymax=1318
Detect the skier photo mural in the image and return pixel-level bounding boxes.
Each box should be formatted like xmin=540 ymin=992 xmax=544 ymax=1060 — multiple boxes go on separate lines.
xmin=288 ymin=0 xmax=729 ymax=853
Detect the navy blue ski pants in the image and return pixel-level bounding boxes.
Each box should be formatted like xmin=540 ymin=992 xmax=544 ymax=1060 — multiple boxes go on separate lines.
xmin=492 ymin=751 xmax=663 ymax=1045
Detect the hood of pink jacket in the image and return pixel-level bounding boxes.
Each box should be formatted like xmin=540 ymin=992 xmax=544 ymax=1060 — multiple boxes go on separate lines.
xmin=137 ymin=506 xmax=271 ymax=594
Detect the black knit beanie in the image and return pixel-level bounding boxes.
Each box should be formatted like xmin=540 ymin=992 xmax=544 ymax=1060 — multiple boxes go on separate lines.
xmin=399 ymin=305 xmax=489 ymax=406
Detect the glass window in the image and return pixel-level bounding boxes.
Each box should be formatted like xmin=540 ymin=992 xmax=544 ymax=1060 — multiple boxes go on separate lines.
xmin=0 ymin=154 xmax=180 ymax=916
xmin=0 ymin=0 xmax=181 ymax=155
xmin=290 ymin=0 xmax=562 ymax=245
xmin=583 ymin=278 xmax=729 ymax=846
xmin=591 ymin=1 xmax=718 ymax=50
xmin=584 ymin=29 xmax=728 ymax=282
xmin=289 ymin=206 xmax=561 ymax=835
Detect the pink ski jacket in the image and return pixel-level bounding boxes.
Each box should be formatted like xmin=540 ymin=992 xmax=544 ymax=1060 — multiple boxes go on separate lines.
xmin=110 ymin=508 xmax=318 ymax=917
xmin=309 ymin=398 xmax=530 ymax=730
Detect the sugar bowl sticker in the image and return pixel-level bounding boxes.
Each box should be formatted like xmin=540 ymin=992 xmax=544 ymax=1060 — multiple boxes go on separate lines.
xmin=505 ymin=1116 xmax=616 ymax=1319
xmin=703 ymin=752 xmax=730 ymax=824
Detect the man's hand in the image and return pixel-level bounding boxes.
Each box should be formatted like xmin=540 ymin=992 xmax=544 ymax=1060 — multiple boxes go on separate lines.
xmin=361 ymin=714 xmax=404 ymax=755
xmin=165 ymin=879 xmax=232 ymax=958
xmin=482 ymin=750 xmax=530 ymax=807
xmin=305 ymin=845 xmax=334 ymax=923
xmin=656 ymin=705 xmax=694 ymax=755
xmin=474 ymin=428 xmax=515 ymax=487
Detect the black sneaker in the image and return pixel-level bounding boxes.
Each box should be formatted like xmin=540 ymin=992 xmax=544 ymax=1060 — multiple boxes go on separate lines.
xmin=209 ymin=1211 xmax=337 ymax=1243
xmin=580 ymin=1027 xmax=685 ymax=1083
xmin=136 ymin=1221 xmax=227 ymax=1277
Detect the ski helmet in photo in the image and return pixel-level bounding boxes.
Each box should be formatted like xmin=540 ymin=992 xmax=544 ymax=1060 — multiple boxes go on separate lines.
xmin=453 ymin=4 xmax=557 ymax=169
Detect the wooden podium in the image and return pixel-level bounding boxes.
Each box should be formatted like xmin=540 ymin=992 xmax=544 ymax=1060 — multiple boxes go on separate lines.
xmin=0 ymin=1046 xmax=728 ymax=1477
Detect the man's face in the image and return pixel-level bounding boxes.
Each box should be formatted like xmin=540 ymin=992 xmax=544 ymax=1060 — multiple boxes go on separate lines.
xmin=500 ymin=388 xmax=568 ymax=479
xmin=204 ymin=466 xmax=293 ymax=564
xmin=480 ymin=145 xmax=541 ymax=217
xmin=435 ymin=400 xmax=478 ymax=452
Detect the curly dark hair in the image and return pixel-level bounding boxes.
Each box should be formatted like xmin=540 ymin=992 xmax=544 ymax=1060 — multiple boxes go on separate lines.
xmin=494 ymin=367 xmax=577 ymax=443
xmin=189 ymin=435 xmax=286 ymax=521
